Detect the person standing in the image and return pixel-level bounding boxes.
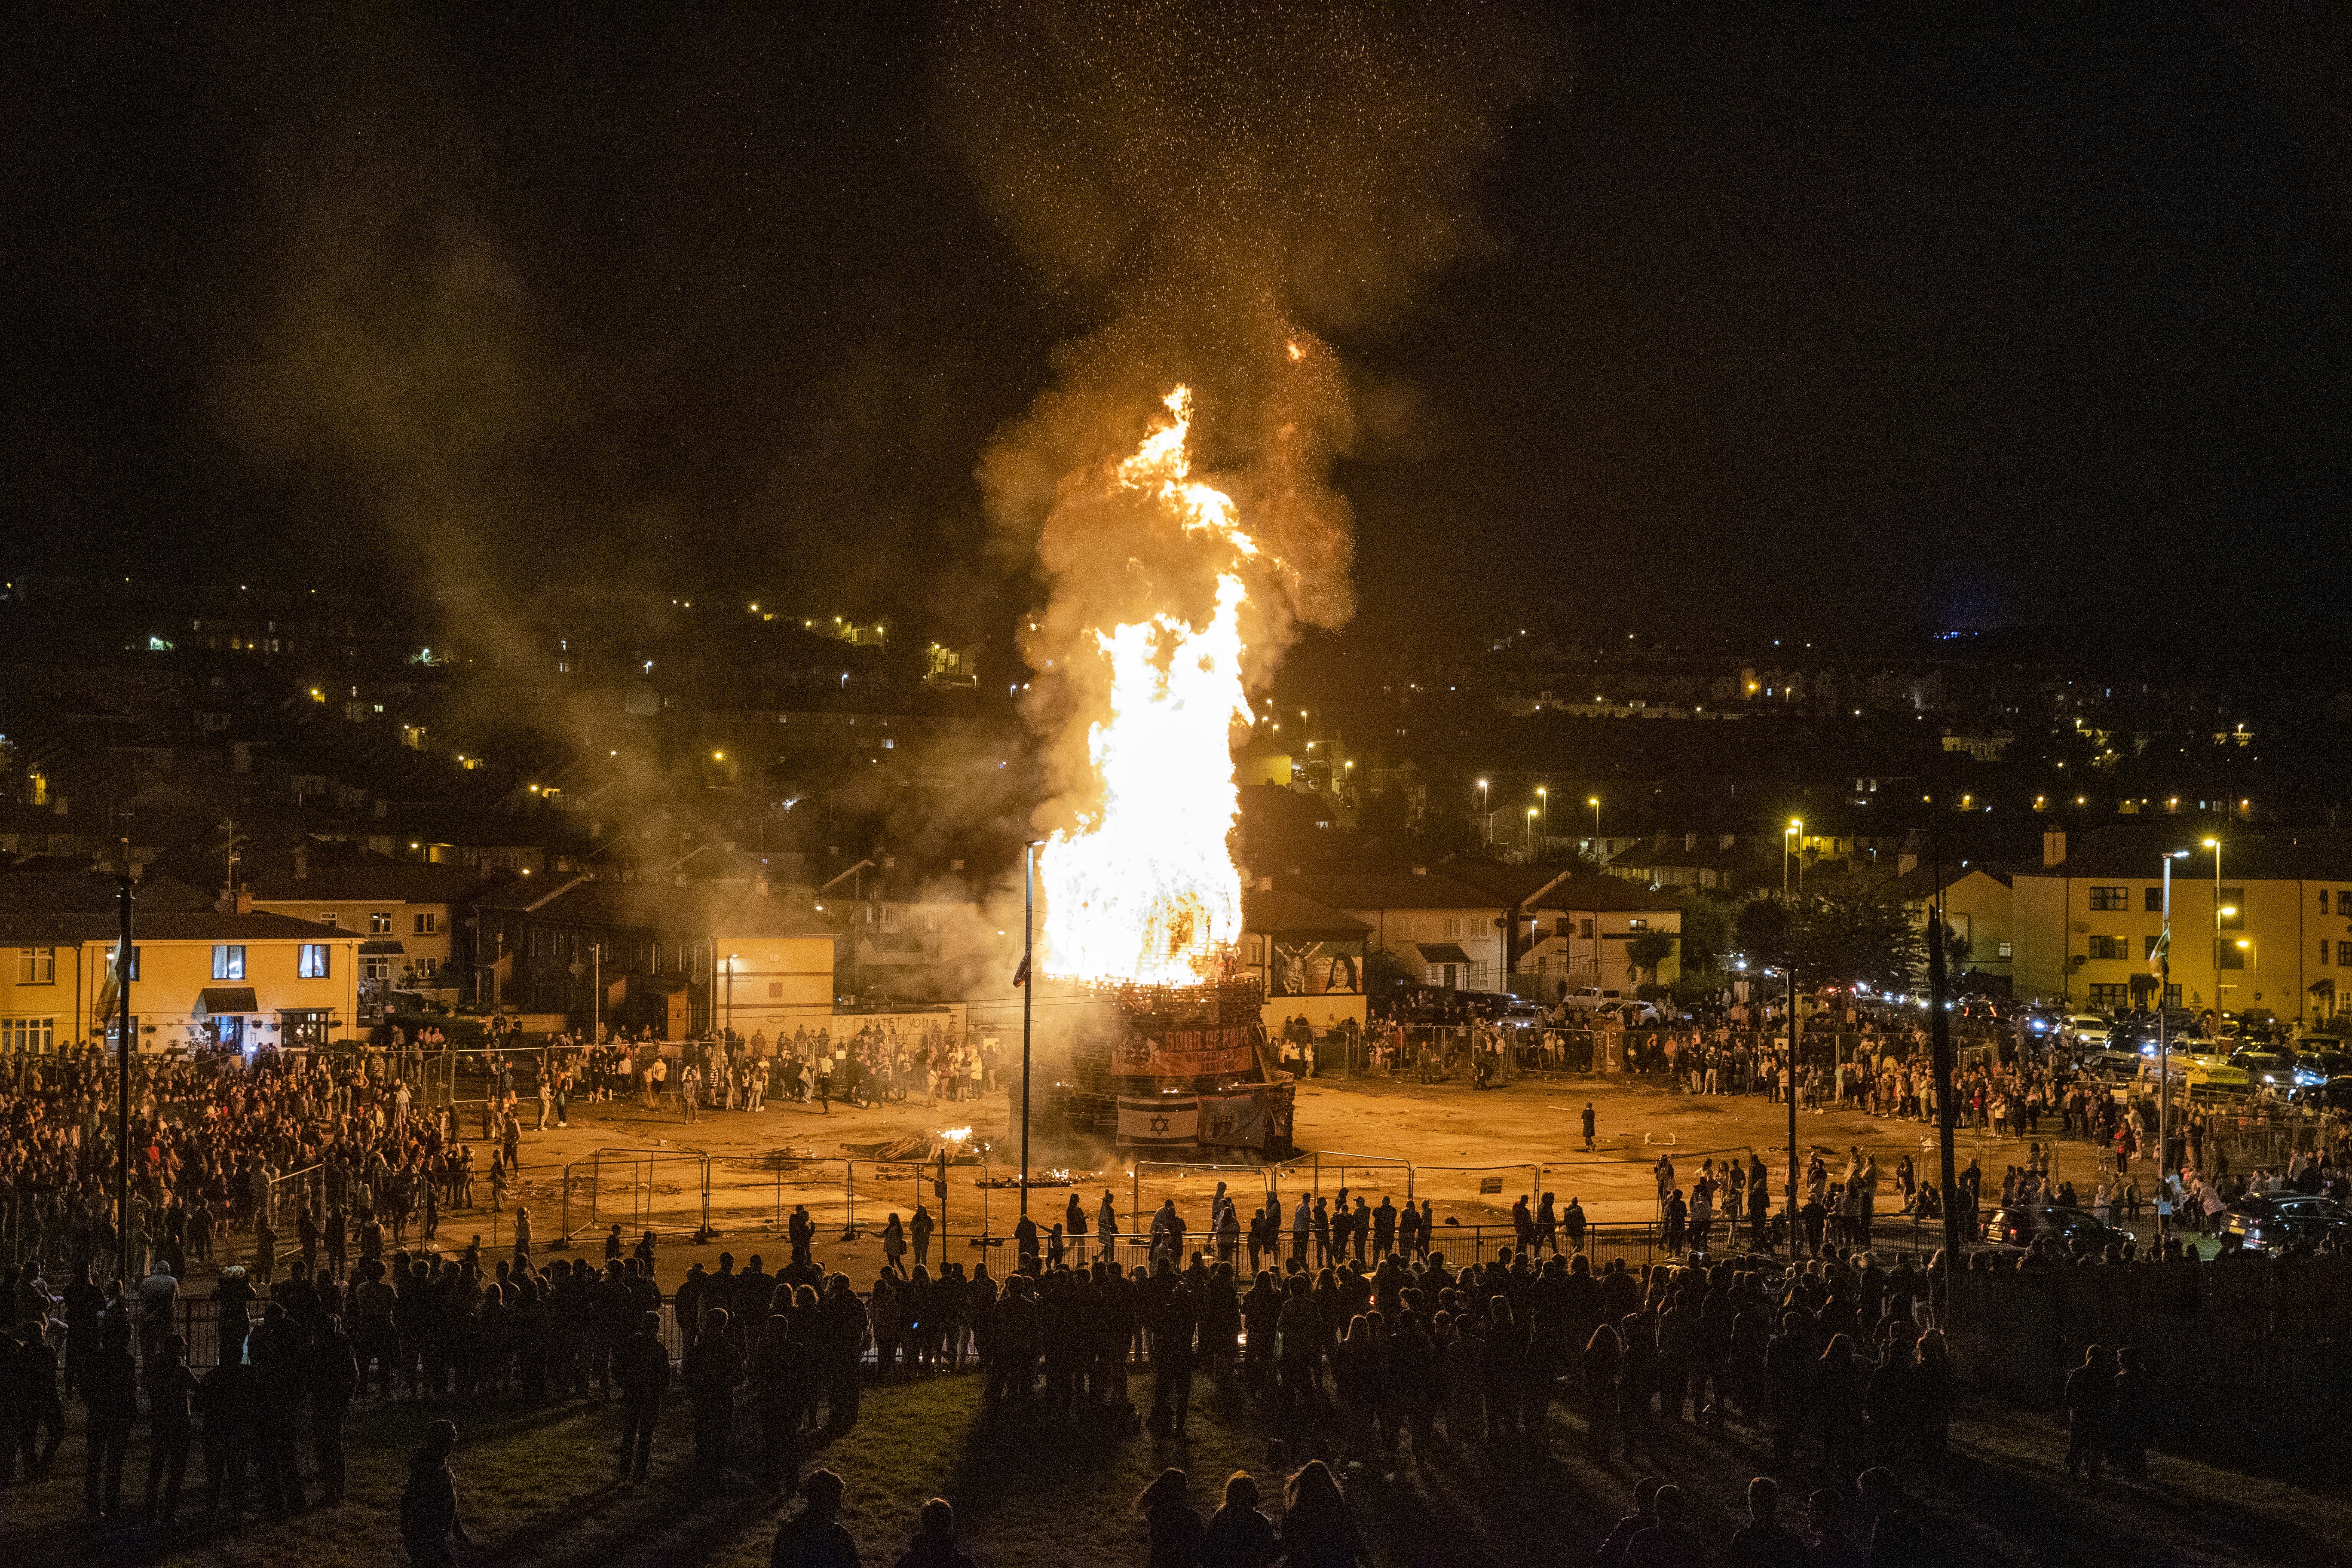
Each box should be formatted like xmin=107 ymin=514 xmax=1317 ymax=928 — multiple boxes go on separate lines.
xmin=2065 ymin=1344 xmax=2113 ymax=1481
xmin=613 ymin=1309 xmax=670 ymax=1486
xmin=399 ymin=1419 xmax=472 ymax=1568
xmin=684 ymin=1306 xmax=744 ymax=1480
xmin=750 ymin=1311 xmax=810 ymax=1497
xmin=82 ymin=1320 xmax=139 ymax=1518
xmin=911 ymin=1204 xmax=935 ymax=1270
xmin=306 ymin=1313 xmax=360 ymax=1505
xmin=142 ymin=1332 xmax=199 ymax=1525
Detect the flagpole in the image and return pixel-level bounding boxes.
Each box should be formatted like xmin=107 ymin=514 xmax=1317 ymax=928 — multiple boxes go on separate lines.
xmin=1020 ymin=841 xmax=1036 ymax=1221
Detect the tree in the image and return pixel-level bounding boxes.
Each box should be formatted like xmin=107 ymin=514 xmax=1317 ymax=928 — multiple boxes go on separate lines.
xmin=1670 ymin=888 xmax=1740 ymax=977
xmin=1626 ymin=931 xmax=1678 ymax=984
xmin=1732 ymin=882 xmax=1922 ymax=992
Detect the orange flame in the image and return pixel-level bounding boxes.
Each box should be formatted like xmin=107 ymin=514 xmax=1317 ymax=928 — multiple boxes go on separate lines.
xmin=1038 ymin=387 xmax=1258 ymax=984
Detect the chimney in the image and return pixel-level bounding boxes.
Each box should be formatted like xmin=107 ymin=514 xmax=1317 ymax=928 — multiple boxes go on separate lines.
xmin=292 ymin=845 xmax=308 ymax=880
xmin=2042 ymin=830 xmax=2067 ymax=867
xmin=236 ymin=885 xmax=253 ymax=915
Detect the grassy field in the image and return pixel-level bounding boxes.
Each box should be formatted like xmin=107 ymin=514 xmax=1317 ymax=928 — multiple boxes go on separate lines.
xmin=2 ymin=1362 xmax=2345 ymax=1568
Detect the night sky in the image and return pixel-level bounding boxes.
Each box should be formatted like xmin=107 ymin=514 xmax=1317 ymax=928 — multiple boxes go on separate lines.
xmin=6 ymin=2 xmax=2347 ymax=654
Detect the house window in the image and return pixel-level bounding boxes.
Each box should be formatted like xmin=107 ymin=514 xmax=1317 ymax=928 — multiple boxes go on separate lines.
xmin=1626 ymin=918 xmax=1650 ymax=933
xmin=2338 ymin=891 xmax=2352 ymax=916
xmin=299 ymin=944 xmax=331 ymax=979
xmin=0 ymin=1017 xmax=57 ymax=1054
xmin=318 ymin=912 xmax=340 ymax=927
xmin=15 ymin=948 xmax=56 ymax=985
xmin=1580 ymin=919 xmax=1595 ymax=940
xmin=2338 ymin=941 xmax=2352 ymax=969
xmin=2218 ymin=890 xmax=2244 ymax=930
xmin=2143 ymin=935 xmax=2163 ymax=959
xmin=414 ymin=912 xmax=439 ymax=935
xmin=416 ymin=956 xmax=438 ymax=978
xmin=1438 ymin=916 xmax=1463 ymax=940
xmin=2144 ymin=887 xmax=2163 ymax=912
xmin=370 ymin=913 xmax=392 ymax=934
xmin=363 ymin=956 xmax=392 ymax=982
xmin=2087 ymin=984 xmax=2130 ymax=1009
xmin=2087 ymin=936 xmax=2129 ymax=961
xmin=2088 ymin=887 xmax=2128 ymax=912
xmin=212 ymin=945 xmax=246 ymax=981
xmin=2220 ymin=945 xmax=2245 ymax=970
xmin=1996 ymin=940 xmax=2014 ymax=960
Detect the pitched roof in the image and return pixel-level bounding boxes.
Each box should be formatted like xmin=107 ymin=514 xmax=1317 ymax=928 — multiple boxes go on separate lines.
xmin=1535 ymin=872 xmax=1685 ymax=914
xmin=1890 ymin=863 xmax=2014 ymax=901
xmin=247 ymin=855 xmax=503 ymax=906
xmin=483 ymin=876 xmax=835 ymax=940
xmin=0 ymin=910 xmax=352 ymax=946
xmin=2026 ymin=826 xmax=2352 ymax=882
xmin=1242 ymin=888 xmax=1371 ymax=939
xmin=1277 ymin=871 xmax=1501 ymax=913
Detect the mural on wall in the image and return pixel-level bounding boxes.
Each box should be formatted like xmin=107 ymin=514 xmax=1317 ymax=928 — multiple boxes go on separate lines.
xmin=1270 ymin=940 xmax=1361 ymax=997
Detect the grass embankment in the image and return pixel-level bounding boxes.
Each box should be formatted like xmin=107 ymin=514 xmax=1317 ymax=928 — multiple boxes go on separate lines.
xmin=3 ymin=1364 xmax=2346 ymax=1568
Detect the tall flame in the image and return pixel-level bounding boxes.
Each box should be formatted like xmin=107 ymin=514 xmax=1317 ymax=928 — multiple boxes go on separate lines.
xmin=1038 ymin=387 xmax=1258 ymax=984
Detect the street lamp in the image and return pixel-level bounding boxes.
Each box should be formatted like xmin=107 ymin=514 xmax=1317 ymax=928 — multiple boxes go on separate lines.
xmin=1588 ymin=796 xmax=1601 ymax=864
xmin=1526 ymin=807 xmax=1538 ymax=855
xmin=2155 ymin=849 xmax=2187 ymax=1256
xmin=1536 ymin=785 xmax=1549 ymax=842
xmin=1477 ymin=779 xmax=1490 ymax=844
xmin=1783 ymin=819 xmax=1804 ymax=899
xmin=2203 ymin=837 xmax=2222 ymax=1014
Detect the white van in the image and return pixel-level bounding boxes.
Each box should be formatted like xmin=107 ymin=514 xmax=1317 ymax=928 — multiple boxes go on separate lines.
xmin=1562 ymin=988 xmax=1624 ymax=1013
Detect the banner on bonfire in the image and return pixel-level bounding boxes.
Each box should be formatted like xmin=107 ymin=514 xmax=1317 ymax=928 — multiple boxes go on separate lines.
xmin=1117 ymin=1096 xmax=1200 ymax=1146
xmin=1113 ymin=1021 xmax=1259 ymax=1079
xmin=1197 ymin=1089 xmax=1271 ymax=1151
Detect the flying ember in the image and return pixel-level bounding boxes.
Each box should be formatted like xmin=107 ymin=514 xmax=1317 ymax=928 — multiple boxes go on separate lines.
xmin=1038 ymin=387 xmax=1259 ymax=986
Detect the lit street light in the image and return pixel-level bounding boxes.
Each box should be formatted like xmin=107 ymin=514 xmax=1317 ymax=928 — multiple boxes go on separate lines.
xmin=1588 ymin=796 xmax=1601 ymax=864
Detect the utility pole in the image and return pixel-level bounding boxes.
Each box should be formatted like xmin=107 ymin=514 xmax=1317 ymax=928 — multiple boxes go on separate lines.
xmin=114 ymin=837 xmax=135 ymax=1286
xmin=1929 ymin=883 xmax=1962 ymax=1277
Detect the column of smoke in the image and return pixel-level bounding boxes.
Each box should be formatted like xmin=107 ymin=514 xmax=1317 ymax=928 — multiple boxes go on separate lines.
xmin=943 ymin=2 xmax=1545 ymax=882
xmin=209 ymin=14 xmax=680 ymax=833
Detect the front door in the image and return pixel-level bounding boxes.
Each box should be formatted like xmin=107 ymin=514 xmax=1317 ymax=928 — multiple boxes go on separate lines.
xmin=212 ymin=1015 xmax=244 ymax=1051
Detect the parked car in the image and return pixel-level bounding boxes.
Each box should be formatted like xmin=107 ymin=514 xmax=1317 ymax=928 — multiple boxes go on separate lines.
xmin=1561 ymin=987 xmax=1625 ymax=1013
xmin=1978 ymin=1203 xmax=2132 ymax=1256
xmin=2228 ymin=1049 xmax=2297 ymax=1091
xmin=2066 ymin=1015 xmax=2113 ymax=1049
xmin=2221 ymin=1194 xmax=2352 ymax=1256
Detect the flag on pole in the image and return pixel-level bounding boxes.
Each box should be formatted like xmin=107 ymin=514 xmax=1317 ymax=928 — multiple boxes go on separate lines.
xmin=1012 ymin=954 xmax=1030 ymax=988
xmin=95 ymin=940 xmax=130 ymax=1019
xmin=2149 ymin=927 xmax=2169 ymax=981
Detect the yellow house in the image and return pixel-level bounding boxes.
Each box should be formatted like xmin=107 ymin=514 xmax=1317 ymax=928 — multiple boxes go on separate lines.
xmin=3 ymin=910 xmax=360 ymax=1054
xmin=247 ymin=851 xmax=499 ymax=1008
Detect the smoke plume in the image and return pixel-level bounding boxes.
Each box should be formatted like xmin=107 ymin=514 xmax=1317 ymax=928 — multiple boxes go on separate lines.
xmin=942 ymin=1 xmax=1546 ymax=841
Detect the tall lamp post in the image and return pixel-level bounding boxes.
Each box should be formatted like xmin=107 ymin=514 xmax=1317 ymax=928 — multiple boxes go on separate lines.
xmin=1783 ymin=819 xmax=1804 ymax=899
xmin=2203 ymin=836 xmax=2223 ymax=1020
xmin=1477 ymin=779 xmax=1490 ymax=845
xmin=2155 ymin=850 xmax=2185 ymax=1255
xmin=1784 ymin=959 xmax=1800 ymax=1256
xmin=1588 ymin=796 xmax=1601 ymax=865
xmin=1536 ymin=785 xmax=1549 ymax=845
xmin=1526 ymin=807 xmax=1538 ymax=857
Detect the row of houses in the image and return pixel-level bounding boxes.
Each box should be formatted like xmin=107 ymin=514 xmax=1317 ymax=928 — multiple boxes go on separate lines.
xmin=1874 ymin=827 xmax=2352 ymax=1023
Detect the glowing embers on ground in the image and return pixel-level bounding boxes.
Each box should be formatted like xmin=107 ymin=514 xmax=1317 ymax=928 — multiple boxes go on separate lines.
xmin=1038 ymin=387 xmax=1258 ymax=986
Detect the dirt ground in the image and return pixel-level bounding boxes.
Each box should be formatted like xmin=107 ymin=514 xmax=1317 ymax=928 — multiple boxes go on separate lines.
xmin=426 ymin=1064 xmax=2117 ymax=1282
